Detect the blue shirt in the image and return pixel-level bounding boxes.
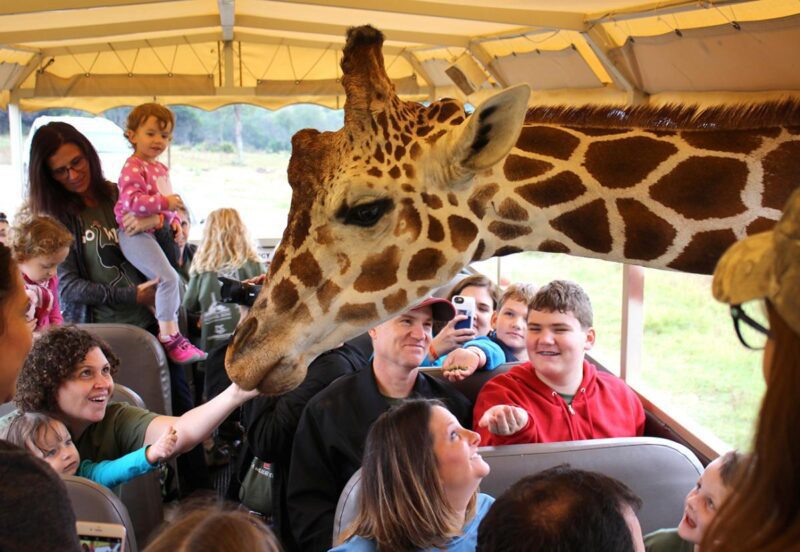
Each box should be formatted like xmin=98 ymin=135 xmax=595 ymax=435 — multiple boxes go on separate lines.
xmin=77 ymin=445 xmax=156 ymax=488
xmin=330 ymin=493 xmax=494 ymax=551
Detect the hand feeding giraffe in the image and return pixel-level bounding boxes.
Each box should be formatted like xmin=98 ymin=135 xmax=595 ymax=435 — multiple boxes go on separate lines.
xmin=227 ymin=25 xmax=800 ymax=394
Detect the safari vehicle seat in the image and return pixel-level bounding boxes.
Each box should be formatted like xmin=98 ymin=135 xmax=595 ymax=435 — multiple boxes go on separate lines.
xmin=64 ymin=475 xmax=139 ymax=552
xmin=333 ymin=436 xmax=703 ymax=544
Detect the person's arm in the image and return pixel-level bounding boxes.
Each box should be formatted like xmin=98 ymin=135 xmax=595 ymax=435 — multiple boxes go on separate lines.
xmin=77 ymin=447 xmax=155 ymax=488
xmin=441 ymin=336 xmax=504 ymax=381
xmin=427 ymin=314 xmax=475 ymax=362
xmin=57 ymin=242 xmax=139 ymax=308
xmin=118 ymin=162 xmax=175 ymax=217
xmin=473 ymin=380 xmax=533 ymax=446
xmin=142 ymin=383 xmax=259 ymax=454
xmin=121 ymin=212 xmax=161 ymax=236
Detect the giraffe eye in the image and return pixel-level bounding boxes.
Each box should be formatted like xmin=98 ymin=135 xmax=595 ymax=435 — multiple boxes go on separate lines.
xmin=342 ymin=198 xmax=393 ymax=227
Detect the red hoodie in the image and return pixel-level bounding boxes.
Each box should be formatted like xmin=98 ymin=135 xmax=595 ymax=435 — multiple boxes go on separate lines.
xmin=473 ymin=360 xmax=645 ymax=446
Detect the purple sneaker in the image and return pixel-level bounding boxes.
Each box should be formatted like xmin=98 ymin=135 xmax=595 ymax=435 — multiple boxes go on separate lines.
xmin=162 ymin=334 xmax=207 ymax=365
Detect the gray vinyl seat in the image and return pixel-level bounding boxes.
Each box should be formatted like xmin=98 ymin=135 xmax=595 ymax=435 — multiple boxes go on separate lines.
xmin=105 ymin=382 xmax=165 ymax=548
xmin=63 ymin=475 xmax=139 ymax=552
xmin=77 ymin=323 xmax=172 ymax=416
xmin=333 ymin=437 xmax=703 ymax=543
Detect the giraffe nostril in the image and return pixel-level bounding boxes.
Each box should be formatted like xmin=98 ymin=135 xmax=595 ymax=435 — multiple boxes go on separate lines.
xmin=231 ymin=316 xmax=258 ymax=356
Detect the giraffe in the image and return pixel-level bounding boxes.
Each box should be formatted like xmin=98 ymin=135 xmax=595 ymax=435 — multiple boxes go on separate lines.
xmin=227 ymin=25 xmax=800 ymax=394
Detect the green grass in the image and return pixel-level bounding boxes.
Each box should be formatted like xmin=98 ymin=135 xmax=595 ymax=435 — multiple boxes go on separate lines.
xmin=482 ymin=251 xmax=763 ymax=450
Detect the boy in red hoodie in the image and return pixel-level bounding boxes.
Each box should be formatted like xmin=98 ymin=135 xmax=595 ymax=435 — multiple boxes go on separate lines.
xmin=473 ymin=280 xmax=644 ymax=446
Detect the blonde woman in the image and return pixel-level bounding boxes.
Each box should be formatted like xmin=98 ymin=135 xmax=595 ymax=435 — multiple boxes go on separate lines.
xmin=333 ymin=399 xmax=494 ymax=551
xmin=183 ymin=208 xmax=264 ymax=354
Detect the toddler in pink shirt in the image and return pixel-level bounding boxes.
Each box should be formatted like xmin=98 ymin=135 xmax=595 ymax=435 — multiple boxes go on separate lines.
xmin=115 ymin=102 xmax=205 ymax=365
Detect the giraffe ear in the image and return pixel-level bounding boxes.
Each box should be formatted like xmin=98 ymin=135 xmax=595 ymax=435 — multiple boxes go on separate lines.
xmin=451 ymin=84 xmax=530 ymax=174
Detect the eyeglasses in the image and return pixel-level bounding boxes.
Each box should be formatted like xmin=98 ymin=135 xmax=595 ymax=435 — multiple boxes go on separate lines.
xmin=730 ymin=303 xmax=771 ymax=350
xmin=50 ymin=155 xmax=88 ymax=180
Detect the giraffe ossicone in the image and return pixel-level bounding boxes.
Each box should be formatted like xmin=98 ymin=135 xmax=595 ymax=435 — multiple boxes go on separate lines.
xmin=227 ymin=25 xmax=800 ymax=395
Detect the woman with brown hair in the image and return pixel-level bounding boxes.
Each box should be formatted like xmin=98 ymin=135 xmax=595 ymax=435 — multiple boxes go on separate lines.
xmin=333 ymin=399 xmax=493 ymax=551
xmin=704 ymin=186 xmax=800 ymax=551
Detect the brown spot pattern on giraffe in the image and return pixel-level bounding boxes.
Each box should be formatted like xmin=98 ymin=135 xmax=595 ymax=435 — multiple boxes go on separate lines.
xmin=762 ymin=141 xmax=800 ymax=210
xmin=681 ymin=130 xmax=763 ymax=154
xmin=498 ymin=198 xmax=528 ymax=221
xmin=471 ymin=239 xmax=486 ymax=262
xmin=448 ymin=193 xmax=459 ymax=207
xmin=448 ymin=215 xmax=479 ymax=252
xmin=271 ymin=278 xmax=299 ymax=314
xmin=516 ymin=171 xmax=586 ymax=208
xmin=410 ymin=142 xmax=422 ymax=160
xmin=373 ymin=145 xmax=384 ymax=164
xmin=551 ymin=199 xmax=612 ymax=253
xmin=401 ymin=183 xmax=414 ymax=193
xmin=394 ymin=145 xmax=406 ymax=161
xmin=616 ymin=198 xmax=677 ymax=261
xmin=437 ymin=101 xmax=461 ymax=123
xmin=403 ymin=164 xmax=416 ymax=179
xmin=269 ymin=249 xmax=286 ymax=276
xmin=427 ymin=216 xmax=445 ymax=242
xmin=388 ymin=166 xmax=401 ymax=179
xmin=337 ymin=253 xmax=350 ymax=275
xmin=290 ymin=251 xmax=323 ymax=288
xmin=563 ymin=126 xmax=631 ymax=137
xmin=354 ymin=245 xmax=400 ymax=292
xmin=408 ymin=248 xmax=446 ymax=281
xmin=416 ymin=286 xmax=431 ymax=297
xmin=539 ymin=240 xmax=570 ymax=253
xmin=488 ymin=221 xmax=532 ymax=240
xmin=426 ymin=129 xmax=448 ymax=145
xmin=516 ymin=126 xmax=580 ymax=161
xmin=383 ymin=289 xmax=408 ymax=313
xmin=585 ymin=136 xmax=678 ymax=189
xmin=651 ymin=157 xmax=748 ymax=220
xmin=294 ymin=303 xmax=312 ymax=324
xmin=494 ymin=246 xmax=523 ymax=257
xmin=394 ymin=198 xmax=422 ymax=240
xmin=503 ymin=154 xmax=553 ymax=182
xmin=290 ymin=210 xmax=311 ymax=250
xmin=367 ymin=167 xmax=382 ymax=178
xmin=468 ymin=184 xmax=499 ymax=219
xmin=668 ymin=229 xmax=737 ymax=274
xmin=316 ymin=279 xmax=341 ymax=314
xmin=336 ymin=302 xmax=379 ymax=323
xmin=422 ymin=192 xmax=444 ymax=210
xmin=747 ymin=217 xmax=776 ymax=235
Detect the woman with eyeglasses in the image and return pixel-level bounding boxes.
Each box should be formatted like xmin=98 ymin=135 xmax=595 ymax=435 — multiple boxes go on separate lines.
xmin=27 ymin=121 xmax=179 ymax=327
xmin=25 ymin=123 xmax=200 ymax=425
xmin=703 ymin=186 xmax=800 ymax=551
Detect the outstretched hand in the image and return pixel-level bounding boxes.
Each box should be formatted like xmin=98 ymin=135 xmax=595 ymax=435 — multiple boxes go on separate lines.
xmin=430 ymin=315 xmax=476 ymax=359
xmin=478 ymin=405 xmax=528 ymax=436
xmin=442 ymin=347 xmax=483 ymax=382
xmin=146 ymin=425 xmax=178 ymax=464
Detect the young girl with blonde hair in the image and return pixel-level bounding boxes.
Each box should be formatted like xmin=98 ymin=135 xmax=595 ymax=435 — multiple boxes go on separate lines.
xmin=10 ymin=215 xmax=74 ymax=330
xmin=183 ymin=208 xmax=264 ymax=354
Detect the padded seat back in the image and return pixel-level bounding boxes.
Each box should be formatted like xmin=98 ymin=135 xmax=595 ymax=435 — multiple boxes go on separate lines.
xmin=334 ymin=437 xmax=702 ymax=543
xmin=63 ymin=475 xmax=138 ymax=552
xmin=78 ymin=323 xmax=172 ymax=416
xmin=105 ymin=382 xmax=164 ymax=548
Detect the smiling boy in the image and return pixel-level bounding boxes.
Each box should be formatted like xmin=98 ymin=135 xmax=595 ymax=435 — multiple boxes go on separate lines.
xmin=473 ymin=280 xmax=644 ymax=446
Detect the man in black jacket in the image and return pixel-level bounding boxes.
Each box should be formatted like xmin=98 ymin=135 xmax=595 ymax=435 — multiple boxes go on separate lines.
xmin=286 ymin=298 xmax=472 ymax=551
xmin=241 ymin=333 xmax=372 ymax=551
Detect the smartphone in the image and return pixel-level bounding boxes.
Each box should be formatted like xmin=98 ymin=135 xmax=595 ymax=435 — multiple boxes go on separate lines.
xmin=451 ymin=295 xmax=476 ymax=330
xmin=76 ymin=521 xmax=126 ymax=552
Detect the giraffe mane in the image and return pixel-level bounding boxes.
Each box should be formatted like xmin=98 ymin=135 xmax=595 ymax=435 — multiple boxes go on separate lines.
xmin=525 ymin=99 xmax=800 ymax=130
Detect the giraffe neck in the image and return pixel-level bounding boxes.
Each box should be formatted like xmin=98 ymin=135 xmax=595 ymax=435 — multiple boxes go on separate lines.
xmin=465 ymin=118 xmax=799 ymax=274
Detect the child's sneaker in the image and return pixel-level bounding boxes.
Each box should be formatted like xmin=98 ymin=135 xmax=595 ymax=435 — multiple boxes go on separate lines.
xmin=161 ymin=333 xmax=207 ymax=365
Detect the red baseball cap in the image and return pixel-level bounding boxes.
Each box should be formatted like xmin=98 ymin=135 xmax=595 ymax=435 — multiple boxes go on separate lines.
xmin=410 ymin=297 xmax=455 ymax=323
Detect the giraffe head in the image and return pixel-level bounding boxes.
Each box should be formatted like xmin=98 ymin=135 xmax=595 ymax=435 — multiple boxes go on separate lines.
xmin=226 ymin=25 xmax=529 ymax=394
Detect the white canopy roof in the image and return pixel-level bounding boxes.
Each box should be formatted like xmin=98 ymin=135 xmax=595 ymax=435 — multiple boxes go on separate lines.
xmin=1 ymin=0 xmax=799 ymax=112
